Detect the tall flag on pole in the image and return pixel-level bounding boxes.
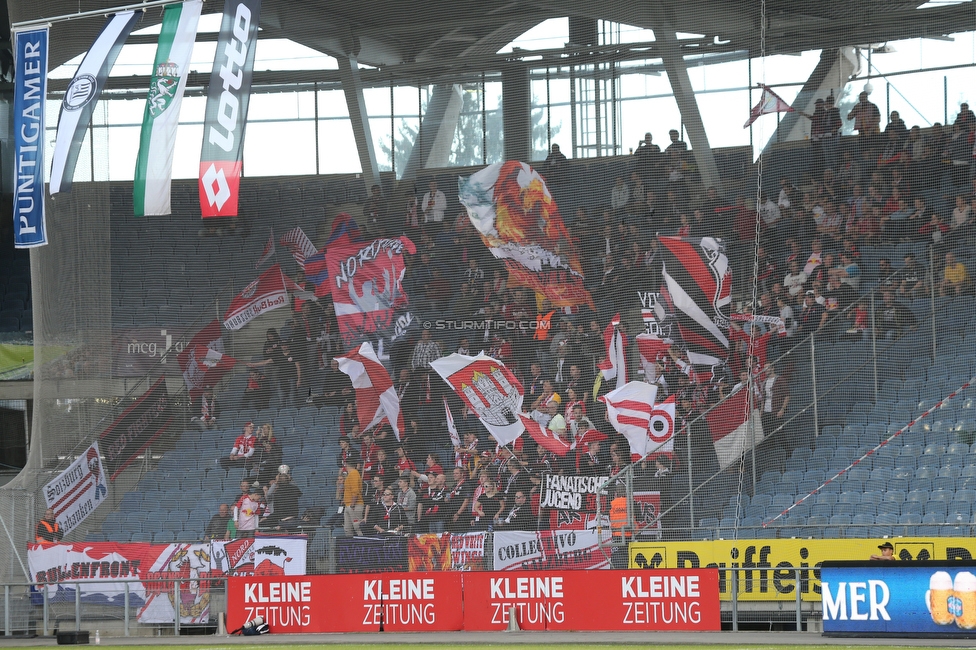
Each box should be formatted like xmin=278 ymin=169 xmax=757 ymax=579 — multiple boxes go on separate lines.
xmin=597 ymin=314 xmax=627 ymax=391
xmin=255 ymin=227 xmax=275 ymax=268
xmin=12 ymin=27 xmax=48 ymax=248
xmin=743 ymin=83 xmax=795 ymax=128
xmin=444 ymin=398 xmax=461 ymax=448
xmin=133 ymin=0 xmax=202 ymax=216
xmin=199 ymin=0 xmax=262 ymax=217
xmin=430 ymin=353 xmax=525 ymax=447
xmin=279 ymin=226 xmax=317 ymax=270
xmin=336 ymin=342 xmax=404 ymax=440
xmin=50 ymin=12 xmax=140 ymax=195
xmin=458 ymin=161 xmax=594 ymax=310
xmin=657 ymin=236 xmax=732 ymax=367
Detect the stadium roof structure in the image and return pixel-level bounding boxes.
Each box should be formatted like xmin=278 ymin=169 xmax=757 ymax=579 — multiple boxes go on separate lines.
xmin=9 ymin=0 xmax=976 ymax=81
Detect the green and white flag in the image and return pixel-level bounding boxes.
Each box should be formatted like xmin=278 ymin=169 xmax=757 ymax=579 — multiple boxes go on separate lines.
xmin=133 ymin=0 xmax=202 ymax=216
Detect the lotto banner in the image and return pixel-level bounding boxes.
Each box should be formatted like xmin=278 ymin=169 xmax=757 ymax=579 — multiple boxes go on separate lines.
xmin=821 ymin=562 xmax=976 ymax=635
xmin=226 ymin=573 xmax=464 ymax=632
xmin=493 ymin=529 xmax=611 ymax=571
xmin=462 ymin=569 xmax=720 ymax=631
xmin=627 ymin=537 xmax=976 ymax=602
xmin=28 ymin=542 xmax=215 ymax=624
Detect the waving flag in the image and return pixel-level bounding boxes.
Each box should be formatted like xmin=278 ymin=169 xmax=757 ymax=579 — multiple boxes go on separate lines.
xmin=636 ymin=332 xmax=670 ymax=381
xmin=50 ymin=11 xmax=140 ymax=195
xmin=704 ymin=389 xmax=765 ymax=469
xmin=336 ymin=342 xmax=403 ymax=440
xmin=133 ymin=0 xmax=202 ymax=216
xmin=597 ymin=315 xmax=627 ymax=391
xmin=327 ymin=236 xmax=415 ymax=346
xmin=279 ymin=226 xmax=316 ymax=270
xmin=181 ymin=346 xmax=237 ymax=399
xmin=255 ymin=227 xmax=275 ymax=268
xmin=176 ymin=318 xmax=226 ymax=397
xmin=648 ymin=395 xmax=676 ymax=456
xmin=658 ymin=236 xmax=731 ymax=366
xmin=430 ymin=353 xmax=524 ymax=447
xmin=520 ymin=414 xmax=572 ymax=456
xmin=458 ymin=161 xmax=594 ymax=309
xmin=199 ymin=0 xmax=262 ymax=217
xmin=599 ymin=381 xmax=658 ymax=460
xmin=222 ymin=264 xmax=288 ymax=330
xmin=444 ymin=397 xmax=461 ymax=448
xmin=744 ymin=83 xmax=795 ymax=128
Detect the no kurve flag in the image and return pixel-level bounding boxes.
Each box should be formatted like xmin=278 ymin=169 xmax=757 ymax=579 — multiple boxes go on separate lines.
xmin=336 ymin=342 xmax=404 ymax=440
xmin=50 ymin=12 xmax=140 ymax=195
xmin=743 ymin=83 xmax=795 ymax=128
xmin=199 ymin=0 xmax=262 ymax=217
xmin=12 ymin=27 xmax=49 ymax=248
xmin=133 ymin=0 xmax=202 ymax=216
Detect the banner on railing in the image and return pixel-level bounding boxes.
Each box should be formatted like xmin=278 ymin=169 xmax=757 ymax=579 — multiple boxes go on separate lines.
xmin=493 ymin=529 xmax=611 ymax=571
xmin=336 ymin=536 xmax=408 ymax=573
xmin=408 ymin=533 xmax=452 ymax=572
xmin=42 ymin=443 xmax=108 ymax=536
xmin=627 ymin=537 xmax=976 ymax=602
xmin=450 ymin=532 xmax=487 ymax=571
xmin=211 ymin=535 xmax=307 ymax=576
xmin=29 ymin=541 xmax=214 ymax=624
xmin=226 ymin=569 xmax=720 ymax=632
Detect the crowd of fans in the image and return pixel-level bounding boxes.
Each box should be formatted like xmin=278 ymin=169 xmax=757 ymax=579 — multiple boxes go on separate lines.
xmin=190 ymin=93 xmax=976 ymax=539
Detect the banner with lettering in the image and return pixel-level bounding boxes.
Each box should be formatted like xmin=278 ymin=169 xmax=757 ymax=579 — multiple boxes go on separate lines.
xmin=458 ymin=161 xmax=594 ymax=309
xmin=335 ymin=536 xmax=408 ymax=573
xmin=42 ymin=443 xmax=108 ymax=536
xmin=407 ymin=533 xmax=452 ymax=572
xmin=198 ymin=0 xmax=262 ymax=217
xmin=326 ymin=236 xmax=416 ymax=347
xmin=12 ymin=27 xmax=48 ymax=248
xmin=98 ymin=377 xmax=178 ymax=480
xmin=28 ymin=541 xmax=215 ymax=624
xmin=210 ymin=535 xmax=307 ymax=577
xmin=538 ymin=474 xmax=611 ymax=531
xmin=450 ymin=533 xmax=487 ymax=571
xmin=493 ymin=529 xmax=611 ymax=571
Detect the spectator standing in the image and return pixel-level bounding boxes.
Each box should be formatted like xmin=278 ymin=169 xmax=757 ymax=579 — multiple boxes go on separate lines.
xmin=35 ymin=508 xmax=62 ymax=543
xmin=205 ymin=504 xmax=232 ymax=541
xmin=411 ymin=329 xmax=441 ymax=370
xmin=397 ymin=474 xmax=418 ymax=526
xmin=236 ymin=486 xmax=262 ymax=538
xmin=340 ymin=458 xmax=364 ymax=537
xmin=421 ymin=180 xmax=447 ymax=233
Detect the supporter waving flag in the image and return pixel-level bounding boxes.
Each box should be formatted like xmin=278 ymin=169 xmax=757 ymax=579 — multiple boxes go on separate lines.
xmin=657 ymin=236 xmax=732 ymax=367
xmin=597 ymin=314 xmax=627 ymax=391
xmin=599 ymin=381 xmax=657 ymax=461
xmin=519 ymin=414 xmax=572 ymax=457
xmin=336 ymin=342 xmax=403 ymax=440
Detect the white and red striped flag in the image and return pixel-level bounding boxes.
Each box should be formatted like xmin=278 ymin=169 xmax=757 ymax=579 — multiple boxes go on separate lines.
xmin=648 ymin=395 xmax=676 ymax=456
xmin=597 ymin=314 xmax=627 ymax=391
xmin=743 ymin=83 xmax=795 ymax=128
xmin=336 ymin=342 xmax=404 ymax=440
xmin=176 ymin=319 xmax=236 ymax=398
xmin=444 ymin=397 xmax=461 ymax=448
xmin=279 ymin=226 xmax=316 ymax=269
xmin=636 ymin=332 xmax=670 ymax=381
xmin=255 ymin=227 xmax=275 ymax=268
xmin=599 ymin=381 xmax=658 ymax=461
xmin=519 ymin=414 xmax=572 ymax=457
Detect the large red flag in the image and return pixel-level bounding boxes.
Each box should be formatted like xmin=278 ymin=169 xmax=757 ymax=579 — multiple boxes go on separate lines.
xmin=177 ymin=319 xmax=236 ymax=398
xmin=222 ymin=264 xmax=289 ymax=331
xmin=519 ymin=414 xmax=572 ymax=457
xmin=336 ymin=342 xmax=403 ymax=440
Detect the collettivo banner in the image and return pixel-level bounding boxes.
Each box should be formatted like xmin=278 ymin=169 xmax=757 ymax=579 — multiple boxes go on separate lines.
xmin=12 ymin=27 xmax=48 ymax=248
xmin=198 ymin=0 xmax=262 ymax=217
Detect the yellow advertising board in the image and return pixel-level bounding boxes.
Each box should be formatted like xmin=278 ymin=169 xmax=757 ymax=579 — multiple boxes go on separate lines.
xmin=628 ymin=538 xmax=976 ymax=601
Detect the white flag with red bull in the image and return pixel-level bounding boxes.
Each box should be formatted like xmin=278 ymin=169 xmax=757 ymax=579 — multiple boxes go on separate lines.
xmin=430 ymin=353 xmax=525 ymax=447
xmin=599 ymin=381 xmax=658 ymax=460
xmin=222 ymin=264 xmax=289 ymax=331
xmin=597 ymin=314 xmax=627 ymax=390
xmin=336 ymin=342 xmax=403 ymax=440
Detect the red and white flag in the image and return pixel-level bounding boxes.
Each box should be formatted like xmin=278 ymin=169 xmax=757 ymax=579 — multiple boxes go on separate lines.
xmin=599 ymin=381 xmax=658 ymax=460
xmin=223 ymin=264 xmax=289 ymax=331
xmin=704 ymin=388 xmax=765 ymax=468
xmin=177 ymin=319 xmax=236 ymax=398
xmin=283 ymin=273 xmax=318 ymax=302
xmin=279 ymin=226 xmax=317 ymax=270
xmin=597 ymin=314 xmax=627 ymax=391
xmin=444 ymin=397 xmax=461 ymax=448
xmin=519 ymin=414 xmax=572 ymax=457
xmin=636 ymin=332 xmax=670 ymax=381
xmin=648 ymin=395 xmax=676 ymax=456
xmin=744 ymin=83 xmax=795 ymax=128
xmin=430 ymin=353 xmax=524 ymax=447
xmin=255 ymin=227 xmax=275 ymax=268
xmin=336 ymin=342 xmax=403 ymax=440
xmin=181 ymin=346 xmax=237 ymax=399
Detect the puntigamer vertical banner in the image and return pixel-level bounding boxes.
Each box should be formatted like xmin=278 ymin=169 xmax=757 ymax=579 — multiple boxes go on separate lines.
xmin=12 ymin=27 xmax=48 ymax=248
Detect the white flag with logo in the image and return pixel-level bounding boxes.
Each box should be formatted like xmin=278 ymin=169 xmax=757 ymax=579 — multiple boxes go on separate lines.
xmin=133 ymin=0 xmax=202 ymax=216
xmin=50 ymin=11 xmax=140 ymax=195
